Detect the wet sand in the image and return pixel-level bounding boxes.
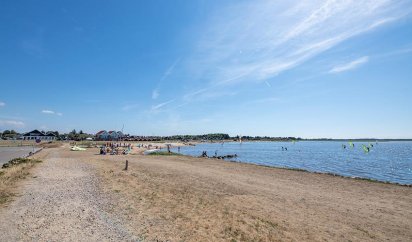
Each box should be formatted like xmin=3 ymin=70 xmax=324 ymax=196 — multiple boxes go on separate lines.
xmin=1 ymin=146 xmax=411 ymax=241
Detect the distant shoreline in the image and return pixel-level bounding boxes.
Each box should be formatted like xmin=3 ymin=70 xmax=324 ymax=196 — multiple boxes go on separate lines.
xmin=202 ymin=139 xmax=412 ymax=142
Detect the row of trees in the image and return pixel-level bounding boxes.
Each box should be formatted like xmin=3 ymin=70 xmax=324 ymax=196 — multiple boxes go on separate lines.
xmin=160 ymin=133 xmax=301 ymax=141
xmin=67 ymin=129 xmax=94 ymax=141
xmin=1 ymin=129 xmax=301 ymax=142
xmin=238 ymin=136 xmax=302 ymax=141
xmin=0 ymin=129 xmax=94 ymax=141
xmin=161 ymin=133 xmax=231 ymax=141
xmin=0 ymin=130 xmax=18 ymax=139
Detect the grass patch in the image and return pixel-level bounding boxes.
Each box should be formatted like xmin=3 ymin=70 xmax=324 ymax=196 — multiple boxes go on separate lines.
xmin=147 ymin=151 xmax=182 ymax=156
xmin=0 ymin=158 xmax=42 ymax=205
xmin=2 ymin=158 xmax=42 ymax=169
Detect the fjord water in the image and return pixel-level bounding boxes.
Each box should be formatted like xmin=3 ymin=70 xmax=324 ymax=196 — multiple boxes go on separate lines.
xmin=0 ymin=146 xmax=40 ymax=165
xmin=173 ymin=141 xmax=412 ymax=185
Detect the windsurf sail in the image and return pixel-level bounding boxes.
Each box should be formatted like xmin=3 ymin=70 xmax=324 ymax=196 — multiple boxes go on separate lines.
xmin=362 ymin=144 xmax=369 ymax=153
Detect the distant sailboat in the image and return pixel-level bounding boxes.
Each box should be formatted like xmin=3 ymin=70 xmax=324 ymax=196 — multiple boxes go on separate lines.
xmin=239 ymin=135 xmax=242 ymax=144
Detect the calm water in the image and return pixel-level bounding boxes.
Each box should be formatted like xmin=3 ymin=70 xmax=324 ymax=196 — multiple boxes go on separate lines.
xmin=172 ymin=141 xmax=412 ymax=185
xmin=0 ymin=146 xmax=40 ymax=165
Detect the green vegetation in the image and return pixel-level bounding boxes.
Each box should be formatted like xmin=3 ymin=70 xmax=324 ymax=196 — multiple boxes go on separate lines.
xmin=162 ymin=133 xmax=230 ymax=141
xmin=160 ymin=133 xmax=302 ymax=141
xmin=2 ymin=158 xmax=42 ymax=169
xmin=1 ymin=130 xmax=18 ymax=139
xmin=67 ymin=129 xmax=94 ymax=141
xmin=0 ymin=158 xmax=43 ymax=205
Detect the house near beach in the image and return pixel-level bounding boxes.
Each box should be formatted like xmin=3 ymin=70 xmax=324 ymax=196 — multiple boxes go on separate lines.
xmin=96 ymin=130 xmax=109 ymax=140
xmin=117 ymin=131 xmax=124 ymax=138
xmin=21 ymin=129 xmax=57 ymax=141
xmin=108 ymin=131 xmax=119 ymax=140
xmin=95 ymin=130 xmax=124 ymax=141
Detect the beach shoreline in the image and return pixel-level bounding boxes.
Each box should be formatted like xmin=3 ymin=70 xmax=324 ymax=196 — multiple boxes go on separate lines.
xmin=1 ymin=140 xmax=410 ymax=185
xmin=0 ymin=146 xmax=411 ymax=241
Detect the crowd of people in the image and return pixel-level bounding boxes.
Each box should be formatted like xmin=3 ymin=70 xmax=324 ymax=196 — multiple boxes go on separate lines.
xmin=99 ymin=142 xmax=132 ymax=155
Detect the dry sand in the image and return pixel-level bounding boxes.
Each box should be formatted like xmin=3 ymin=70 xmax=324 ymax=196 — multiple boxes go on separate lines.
xmin=0 ymin=146 xmax=411 ymax=241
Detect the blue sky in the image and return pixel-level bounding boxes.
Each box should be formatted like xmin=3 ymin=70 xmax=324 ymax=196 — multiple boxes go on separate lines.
xmin=1 ymin=0 xmax=412 ymax=138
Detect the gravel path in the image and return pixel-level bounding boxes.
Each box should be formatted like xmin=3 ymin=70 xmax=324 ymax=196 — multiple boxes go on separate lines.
xmin=0 ymin=148 xmax=139 ymax=241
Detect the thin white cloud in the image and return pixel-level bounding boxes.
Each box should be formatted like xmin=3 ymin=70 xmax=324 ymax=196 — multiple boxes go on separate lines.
xmin=183 ymin=87 xmax=211 ymax=101
xmin=375 ymin=46 xmax=412 ymax=58
xmin=42 ymin=110 xmax=55 ymax=114
xmin=0 ymin=119 xmax=25 ymax=128
xmin=248 ymin=97 xmax=280 ymax=104
xmin=186 ymin=0 xmax=411 ymax=89
xmin=41 ymin=110 xmax=63 ymax=116
xmin=161 ymin=58 xmax=180 ymax=82
xmin=152 ymin=58 xmax=181 ymax=100
xmin=151 ymin=99 xmax=175 ymax=111
xmin=329 ymin=56 xmax=369 ymax=73
xmin=121 ymin=103 xmax=139 ymax=111
xmin=152 ymin=89 xmax=159 ymax=100
xmin=0 ymin=102 xmax=5 ymax=107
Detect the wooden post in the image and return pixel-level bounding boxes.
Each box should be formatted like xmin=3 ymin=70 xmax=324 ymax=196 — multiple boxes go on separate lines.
xmin=124 ymin=160 xmax=128 ymax=171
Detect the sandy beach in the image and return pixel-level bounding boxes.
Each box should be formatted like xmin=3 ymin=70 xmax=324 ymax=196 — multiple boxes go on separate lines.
xmin=0 ymin=145 xmax=411 ymax=241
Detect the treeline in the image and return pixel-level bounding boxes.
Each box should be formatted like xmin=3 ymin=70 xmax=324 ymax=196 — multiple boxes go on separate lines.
xmin=160 ymin=133 xmax=301 ymax=141
xmin=239 ymin=136 xmax=302 ymax=141
xmin=161 ymin=133 xmax=230 ymax=141
xmin=66 ymin=129 xmax=94 ymax=141
xmin=0 ymin=130 xmax=18 ymax=139
xmin=0 ymin=130 xmax=302 ymax=142
xmin=0 ymin=129 xmax=94 ymax=141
